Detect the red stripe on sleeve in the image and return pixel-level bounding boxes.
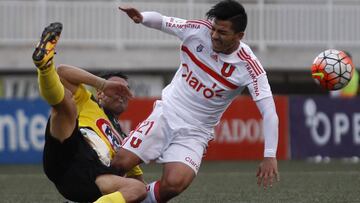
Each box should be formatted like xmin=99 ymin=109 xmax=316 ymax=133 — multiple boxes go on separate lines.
xmin=238 ymin=51 xmax=260 ymax=75
xmin=240 ymin=48 xmax=264 ymax=74
xmin=198 ymin=19 xmax=212 ymax=27
xmin=238 ymin=49 xmax=264 ymax=76
xmin=186 ymin=20 xmax=212 ymax=29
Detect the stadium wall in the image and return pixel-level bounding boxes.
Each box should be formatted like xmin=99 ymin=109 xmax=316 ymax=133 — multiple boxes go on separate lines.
xmin=1 ymin=96 xmax=359 ymax=163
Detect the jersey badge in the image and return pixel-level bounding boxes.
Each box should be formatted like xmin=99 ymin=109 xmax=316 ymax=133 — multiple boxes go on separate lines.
xmin=196 ymin=44 xmax=204 ymax=52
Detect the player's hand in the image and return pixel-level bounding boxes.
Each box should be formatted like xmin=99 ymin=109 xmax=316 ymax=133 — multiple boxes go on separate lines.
xmin=256 ymin=157 xmax=280 ymax=189
xmin=103 ymin=80 xmax=133 ymax=100
xmin=118 ymin=6 xmax=143 ymax=23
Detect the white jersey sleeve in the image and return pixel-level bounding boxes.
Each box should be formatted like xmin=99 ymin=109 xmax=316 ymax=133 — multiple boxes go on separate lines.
xmin=141 ymin=11 xmax=212 ymax=41
xmin=255 ymin=97 xmax=279 ymax=157
xmin=247 ymin=74 xmax=272 ymax=101
xmin=141 ymin=11 xmax=163 ymax=30
xmin=238 ymin=46 xmax=272 ymax=101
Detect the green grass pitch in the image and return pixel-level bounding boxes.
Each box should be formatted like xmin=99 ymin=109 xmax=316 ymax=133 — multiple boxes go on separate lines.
xmin=0 ymin=160 xmax=359 ymax=203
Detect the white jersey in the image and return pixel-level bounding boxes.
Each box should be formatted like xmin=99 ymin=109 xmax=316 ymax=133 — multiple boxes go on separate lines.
xmin=158 ymin=16 xmax=272 ymax=131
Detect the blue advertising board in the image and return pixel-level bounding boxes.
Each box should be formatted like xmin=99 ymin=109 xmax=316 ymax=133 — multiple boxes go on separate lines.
xmin=290 ymin=96 xmax=360 ymax=159
xmin=0 ymin=99 xmax=50 ymax=163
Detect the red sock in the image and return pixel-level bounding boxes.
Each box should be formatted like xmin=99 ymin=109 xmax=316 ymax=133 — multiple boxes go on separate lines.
xmin=154 ymin=181 xmax=161 ymax=202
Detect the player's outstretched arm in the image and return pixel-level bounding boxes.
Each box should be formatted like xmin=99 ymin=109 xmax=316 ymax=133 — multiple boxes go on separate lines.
xmin=255 ymin=96 xmax=280 ymax=189
xmin=118 ymin=6 xmax=143 ymax=23
xmin=119 ymin=6 xmax=163 ymax=31
xmin=57 ymin=64 xmax=132 ymax=99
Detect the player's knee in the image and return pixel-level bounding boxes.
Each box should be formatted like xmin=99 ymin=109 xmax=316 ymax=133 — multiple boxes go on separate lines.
xmin=160 ymin=176 xmax=189 ymax=197
xmin=52 ymin=89 xmax=77 ymax=118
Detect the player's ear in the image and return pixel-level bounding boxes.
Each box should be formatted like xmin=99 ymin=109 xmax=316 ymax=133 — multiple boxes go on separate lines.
xmin=236 ymin=32 xmax=244 ymax=40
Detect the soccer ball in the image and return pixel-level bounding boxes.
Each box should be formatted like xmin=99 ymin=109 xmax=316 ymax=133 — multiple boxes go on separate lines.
xmin=311 ymin=49 xmax=354 ymax=90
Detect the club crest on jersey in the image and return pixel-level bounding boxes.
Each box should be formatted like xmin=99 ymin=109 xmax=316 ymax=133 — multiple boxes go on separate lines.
xmin=96 ymin=118 xmax=122 ymax=151
xmin=181 ymin=64 xmax=224 ymax=98
xmin=196 ymin=44 xmax=204 ymax=52
xmin=221 ymin=63 xmax=236 ymax=77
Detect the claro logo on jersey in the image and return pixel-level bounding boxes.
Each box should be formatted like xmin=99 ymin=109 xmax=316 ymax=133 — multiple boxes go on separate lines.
xmin=96 ymin=118 xmax=122 ymax=151
xmin=185 ymin=156 xmax=200 ymax=171
xmin=181 ymin=64 xmax=224 ymax=98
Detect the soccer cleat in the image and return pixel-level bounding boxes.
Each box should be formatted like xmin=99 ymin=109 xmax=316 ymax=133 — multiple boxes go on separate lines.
xmin=32 ymin=22 xmax=63 ymax=69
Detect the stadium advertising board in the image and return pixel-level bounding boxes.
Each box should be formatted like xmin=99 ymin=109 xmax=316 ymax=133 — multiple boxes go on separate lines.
xmin=0 ymin=96 xmax=288 ymax=163
xmin=290 ymin=96 xmax=360 ymax=159
xmin=205 ymin=96 xmax=288 ymax=160
xmin=0 ymin=99 xmax=49 ymax=163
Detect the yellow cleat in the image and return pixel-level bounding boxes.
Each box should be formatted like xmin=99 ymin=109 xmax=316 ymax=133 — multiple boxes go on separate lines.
xmin=32 ymin=22 xmax=62 ymax=69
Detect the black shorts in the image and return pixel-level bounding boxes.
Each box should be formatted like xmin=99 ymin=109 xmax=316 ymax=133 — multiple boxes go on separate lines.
xmin=43 ymin=118 xmax=121 ymax=202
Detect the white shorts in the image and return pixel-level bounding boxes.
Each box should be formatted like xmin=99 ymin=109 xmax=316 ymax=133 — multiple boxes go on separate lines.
xmin=121 ymin=101 xmax=210 ymax=174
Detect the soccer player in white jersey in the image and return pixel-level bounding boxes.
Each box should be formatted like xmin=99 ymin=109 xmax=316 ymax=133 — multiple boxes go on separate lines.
xmin=113 ymin=0 xmax=280 ymax=202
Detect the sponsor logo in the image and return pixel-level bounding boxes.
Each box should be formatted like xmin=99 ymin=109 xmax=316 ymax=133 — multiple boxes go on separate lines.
xmin=165 ymin=22 xmax=200 ymax=29
xmin=304 ymin=99 xmax=360 ymax=146
xmin=96 ymin=118 xmax=122 ymax=150
xmin=245 ymin=65 xmax=259 ymax=96
xmin=181 ymin=64 xmax=224 ymax=98
xmin=3 ymin=76 xmax=40 ymax=99
xmin=214 ymin=119 xmax=264 ymax=143
xmin=185 ymin=156 xmax=199 ymax=171
xmin=0 ymin=109 xmax=47 ymax=151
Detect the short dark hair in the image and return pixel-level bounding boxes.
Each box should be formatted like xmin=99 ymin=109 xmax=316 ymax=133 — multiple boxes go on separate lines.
xmin=98 ymin=71 xmax=128 ymax=80
xmin=206 ymin=0 xmax=247 ymax=33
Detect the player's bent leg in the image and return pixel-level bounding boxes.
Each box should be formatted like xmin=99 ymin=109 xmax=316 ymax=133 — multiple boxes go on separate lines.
xmin=49 ymin=89 xmax=78 ymax=142
xmin=33 ymin=22 xmax=78 ymax=142
xmin=111 ymin=148 xmax=143 ymax=174
xmin=95 ymin=174 xmax=147 ymax=203
xmin=158 ymin=162 xmax=196 ymax=202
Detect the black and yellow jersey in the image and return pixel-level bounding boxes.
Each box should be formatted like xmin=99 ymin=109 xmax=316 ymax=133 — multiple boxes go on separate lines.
xmin=73 ymin=85 xmax=142 ymax=176
xmin=74 ymin=85 xmax=122 ymax=157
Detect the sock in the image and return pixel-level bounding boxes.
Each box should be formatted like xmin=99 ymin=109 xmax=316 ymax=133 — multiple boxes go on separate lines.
xmin=141 ymin=181 xmax=160 ymax=203
xmin=37 ymin=61 xmax=64 ymax=105
xmin=94 ymin=191 xmax=125 ymax=203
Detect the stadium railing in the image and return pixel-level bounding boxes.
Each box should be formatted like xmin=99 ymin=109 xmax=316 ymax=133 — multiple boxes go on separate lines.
xmin=0 ymin=0 xmax=360 ymax=50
